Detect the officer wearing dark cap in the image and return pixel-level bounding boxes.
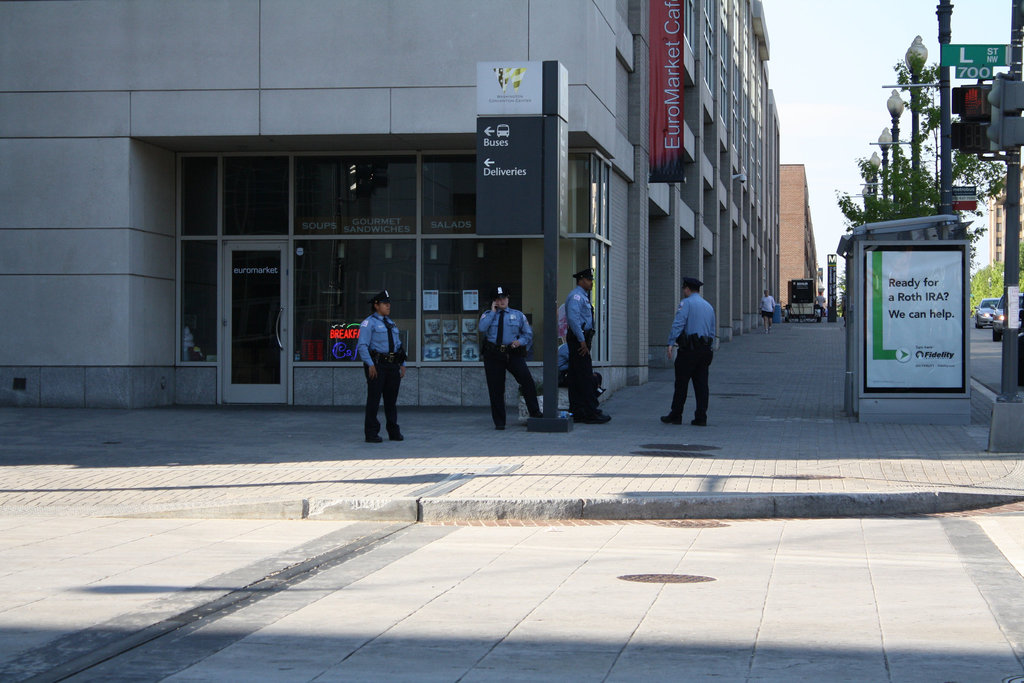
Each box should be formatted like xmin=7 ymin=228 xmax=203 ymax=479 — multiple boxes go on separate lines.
xmin=565 ymin=267 xmax=610 ymax=424
xmin=662 ymin=277 xmax=716 ymax=426
xmin=357 ymin=290 xmax=406 ymax=443
xmin=479 ymin=286 xmax=541 ymax=429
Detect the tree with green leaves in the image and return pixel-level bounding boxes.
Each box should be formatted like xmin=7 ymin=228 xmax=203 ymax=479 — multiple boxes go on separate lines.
xmin=836 ymin=57 xmax=1005 ymax=265
xmin=970 ymin=261 xmax=1004 ymax=310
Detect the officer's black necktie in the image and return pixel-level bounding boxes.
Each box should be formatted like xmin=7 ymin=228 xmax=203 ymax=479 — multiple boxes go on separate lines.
xmin=496 ymin=310 xmax=505 ymax=347
xmin=383 ymin=318 xmax=394 ymax=353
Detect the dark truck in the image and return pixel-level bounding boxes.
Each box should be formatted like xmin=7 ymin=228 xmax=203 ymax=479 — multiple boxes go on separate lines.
xmin=785 ymin=279 xmax=820 ymax=322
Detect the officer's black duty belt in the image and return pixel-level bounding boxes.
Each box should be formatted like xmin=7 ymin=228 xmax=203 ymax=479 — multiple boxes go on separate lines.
xmin=677 ymin=334 xmax=713 ymax=349
xmin=370 ymin=350 xmax=405 ymax=364
xmin=483 ymin=342 xmax=524 ymax=355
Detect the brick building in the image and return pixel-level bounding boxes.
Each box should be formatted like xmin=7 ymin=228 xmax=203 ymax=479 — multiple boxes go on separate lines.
xmin=779 ymin=164 xmax=819 ymax=305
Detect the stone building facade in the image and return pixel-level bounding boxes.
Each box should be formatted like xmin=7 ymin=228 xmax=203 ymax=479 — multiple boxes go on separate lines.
xmin=0 ymin=0 xmax=780 ymax=407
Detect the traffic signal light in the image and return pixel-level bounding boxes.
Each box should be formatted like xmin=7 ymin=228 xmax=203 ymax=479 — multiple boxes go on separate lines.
xmin=987 ymin=74 xmax=1024 ymax=150
xmin=952 ymin=85 xmax=991 ymax=153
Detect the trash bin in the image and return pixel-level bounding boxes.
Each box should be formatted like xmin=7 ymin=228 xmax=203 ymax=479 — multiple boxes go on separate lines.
xmin=773 ymin=304 xmax=782 ymax=324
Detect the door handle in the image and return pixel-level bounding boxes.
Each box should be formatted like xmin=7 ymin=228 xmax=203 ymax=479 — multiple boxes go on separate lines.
xmin=275 ymin=308 xmax=284 ymax=350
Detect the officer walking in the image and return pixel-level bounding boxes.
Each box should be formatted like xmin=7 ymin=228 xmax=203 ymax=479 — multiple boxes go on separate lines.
xmin=357 ymin=290 xmax=406 ymax=443
xmin=662 ymin=277 xmax=716 ymax=426
xmin=565 ymin=268 xmax=610 ymax=424
xmin=479 ymin=286 xmax=541 ymax=430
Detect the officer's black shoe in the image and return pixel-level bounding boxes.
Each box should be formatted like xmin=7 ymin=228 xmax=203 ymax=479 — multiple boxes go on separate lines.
xmin=365 ymin=435 xmax=383 ymax=443
xmin=495 ymin=425 xmax=505 ymax=430
xmin=388 ymin=432 xmax=404 ymax=441
xmin=690 ymin=419 xmax=707 ymax=426
xmin=583 ymin=413 xmax=611 ymax=424
xmin=660 ymin=414 xmax=682 ymax=424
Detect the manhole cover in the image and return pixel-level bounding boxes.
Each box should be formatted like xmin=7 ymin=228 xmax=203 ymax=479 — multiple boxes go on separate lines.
xmin=644 ymin=520 xmax=729 ymax=528
xmin=639 ymin=444 xmax=719 ymax=451
xmin=631 ymin=450 xmax=715 ymax=458
xmin=618 ymin=574 xmax=716 ymax=584
xmin=1003 ymin=678 xmax=1024 ymax=683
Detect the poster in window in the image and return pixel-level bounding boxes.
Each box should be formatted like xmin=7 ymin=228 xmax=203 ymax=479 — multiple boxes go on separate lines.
xmin=423 ymin=289 xmax=439 ymax=311
xmin=462 ymin=289 xmax=479 ymax=311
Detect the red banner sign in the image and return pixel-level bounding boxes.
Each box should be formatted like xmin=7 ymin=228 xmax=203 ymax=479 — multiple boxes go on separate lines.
xmin=649 ymin=0 xmax=685 ymax=183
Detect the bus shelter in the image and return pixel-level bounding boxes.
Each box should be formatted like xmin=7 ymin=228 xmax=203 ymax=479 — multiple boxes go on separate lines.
xmin=837 ymin=215 xmax=970 ymax=423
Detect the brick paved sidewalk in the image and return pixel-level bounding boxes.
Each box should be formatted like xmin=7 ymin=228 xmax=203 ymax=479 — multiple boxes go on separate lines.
xmin=0 ymin=324 xmax=1021 ymax=520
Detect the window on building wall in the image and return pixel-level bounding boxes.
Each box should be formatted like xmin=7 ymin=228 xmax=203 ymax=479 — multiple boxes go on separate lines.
xmin=685 ymin=0 xmax=697 ymax=48
xmin=294 ymin=156 xmax=416 ymax=236
xmin=180 ymin=241 xmax=218 ymax=362
xmin=703 ymin=0 xmax=715 ymax=89
xmin=224 ymin=157 xmax=289 ymax=235
xmin=292 ymin=239 xmax=416 ymax=362
xmin=422 ymin=155 xmax=476 ymax=235
xmin=181 ymin=157 xmax=218 ymax=236
xmin=421 ymin=238 xmax=540 ymax=362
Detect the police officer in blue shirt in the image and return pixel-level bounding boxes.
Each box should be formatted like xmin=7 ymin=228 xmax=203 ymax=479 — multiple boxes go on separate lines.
xmin=662 ymin=277 xmax=716 ymax=426
xmin=357 ymin=290 xmax=406 ymax=443
xmin=565 ymin=268 xmax=610 ymax=424
xmin=479 ymin=286 xmax=541 ymax=429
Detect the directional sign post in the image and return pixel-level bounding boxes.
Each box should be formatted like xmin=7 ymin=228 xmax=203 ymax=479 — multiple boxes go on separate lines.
xmin=941 ymin=44 xmax=1009 ymax=79
xmin=476 ymin=116 xmax=544 ymax=235
xmin=476 ymin=60 xmax=570 ymax=432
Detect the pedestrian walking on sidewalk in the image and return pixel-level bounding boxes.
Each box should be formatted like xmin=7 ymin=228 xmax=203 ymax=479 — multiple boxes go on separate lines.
xmin=662 ymin=277 xmax=716 ymax=426
xmin=357 ymin=290 xmax=406 ymax=443
xmin=565 ymin=268 xmax=610 ymax=424
xmin=479 ymin=286 xmax=541 ymax=430
xmin=759 ymin=289 xmax=776 ymax=334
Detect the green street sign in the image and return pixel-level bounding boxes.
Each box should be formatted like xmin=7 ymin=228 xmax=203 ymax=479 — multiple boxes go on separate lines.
xmin=941 ymin=44 xmax=1009 ymax=79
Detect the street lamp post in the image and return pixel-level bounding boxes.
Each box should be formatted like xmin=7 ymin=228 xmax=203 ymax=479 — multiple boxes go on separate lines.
xmin=878 ymin=127 xmax=892 ymax=200
xmin=868 ymin=152 xmax=881 ymax=200
xmin=906 ymin=36 xmax=928 ymax=206
xmin=886 ymin=89 xmax=905 ymax=204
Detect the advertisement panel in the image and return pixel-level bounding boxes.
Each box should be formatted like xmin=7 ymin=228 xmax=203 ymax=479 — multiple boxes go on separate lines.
xmin=863 ymin=245 xmax=965 ymax=392
xmin=649 ymin=0 xmax=685 ymax=183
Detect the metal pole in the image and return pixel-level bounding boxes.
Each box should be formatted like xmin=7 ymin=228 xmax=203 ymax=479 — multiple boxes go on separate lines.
xmin=937 ymin=1 xmax=953 ymax=215
xmin=881 ymin=145 xmax=889 ymax=200
xmin=891 ymin=114 xmax=901 ymax=201
xmin=1000 ymin=0 xmax=1023 ymax=402
xmin=911 ymin=71 xmax=920 ymax=207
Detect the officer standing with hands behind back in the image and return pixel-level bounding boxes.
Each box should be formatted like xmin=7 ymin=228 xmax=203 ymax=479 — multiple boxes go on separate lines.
xmin=662 ymin=277 xmax=716 ymax=426
xmin=479 ymin=286 xmax=542 ymax=430
xmin=357 ymin=290 xmax=406 ymax=443
xmin=565 ymin=268 xmax=610 ymax=424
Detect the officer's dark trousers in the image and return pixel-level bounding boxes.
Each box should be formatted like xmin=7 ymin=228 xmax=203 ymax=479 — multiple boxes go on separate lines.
xmin=364 ymin=362 xmax=401 ymax=437
xmin=670 ymin=346 xmax=713 ymax=422
xmin=566 ymin=333 xmax=600 ymax=418
xmin=484 ymin=350 xmax=539 ymax=427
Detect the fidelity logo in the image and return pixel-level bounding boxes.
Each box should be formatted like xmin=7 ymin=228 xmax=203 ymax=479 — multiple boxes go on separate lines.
xmin=493 ymin=67 xmax=527 ymax=93
xmin=915 ymin=350 xmax=955 ymax=359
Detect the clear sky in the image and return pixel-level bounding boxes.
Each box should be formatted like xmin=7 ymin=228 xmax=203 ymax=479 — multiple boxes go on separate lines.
xmin=768 ymin=0 xmax=1010 ymax=276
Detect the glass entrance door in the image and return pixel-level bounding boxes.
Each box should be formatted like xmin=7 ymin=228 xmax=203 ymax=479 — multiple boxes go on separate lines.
xmin=223 ymin=242 xmax=288 ymax=403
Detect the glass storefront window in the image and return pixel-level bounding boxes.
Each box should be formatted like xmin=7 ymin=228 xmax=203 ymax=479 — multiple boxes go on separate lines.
xmin=567 ymin=154 xmax=591 ymax=234
xmin=293 ymin=239 xmax=416 ymax=362
xmin=181 ymin=241 xmax=218 ymax=362
xmin=181 ymin=157 xmax=217 ymax=236
xmin=422 ymin=155 xmax=475 ymax=235
xmin=224 ymin=157 xmax=289 ymax=235
xmin=422 ymin=239 xmax=541 ymax=361
xmin=294 ymin=156 xmax=416 ymax=236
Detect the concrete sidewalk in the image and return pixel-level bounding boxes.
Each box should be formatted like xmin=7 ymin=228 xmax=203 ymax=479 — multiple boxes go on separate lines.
xmin=1 ymin=323 xmax=1021 ymax=521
